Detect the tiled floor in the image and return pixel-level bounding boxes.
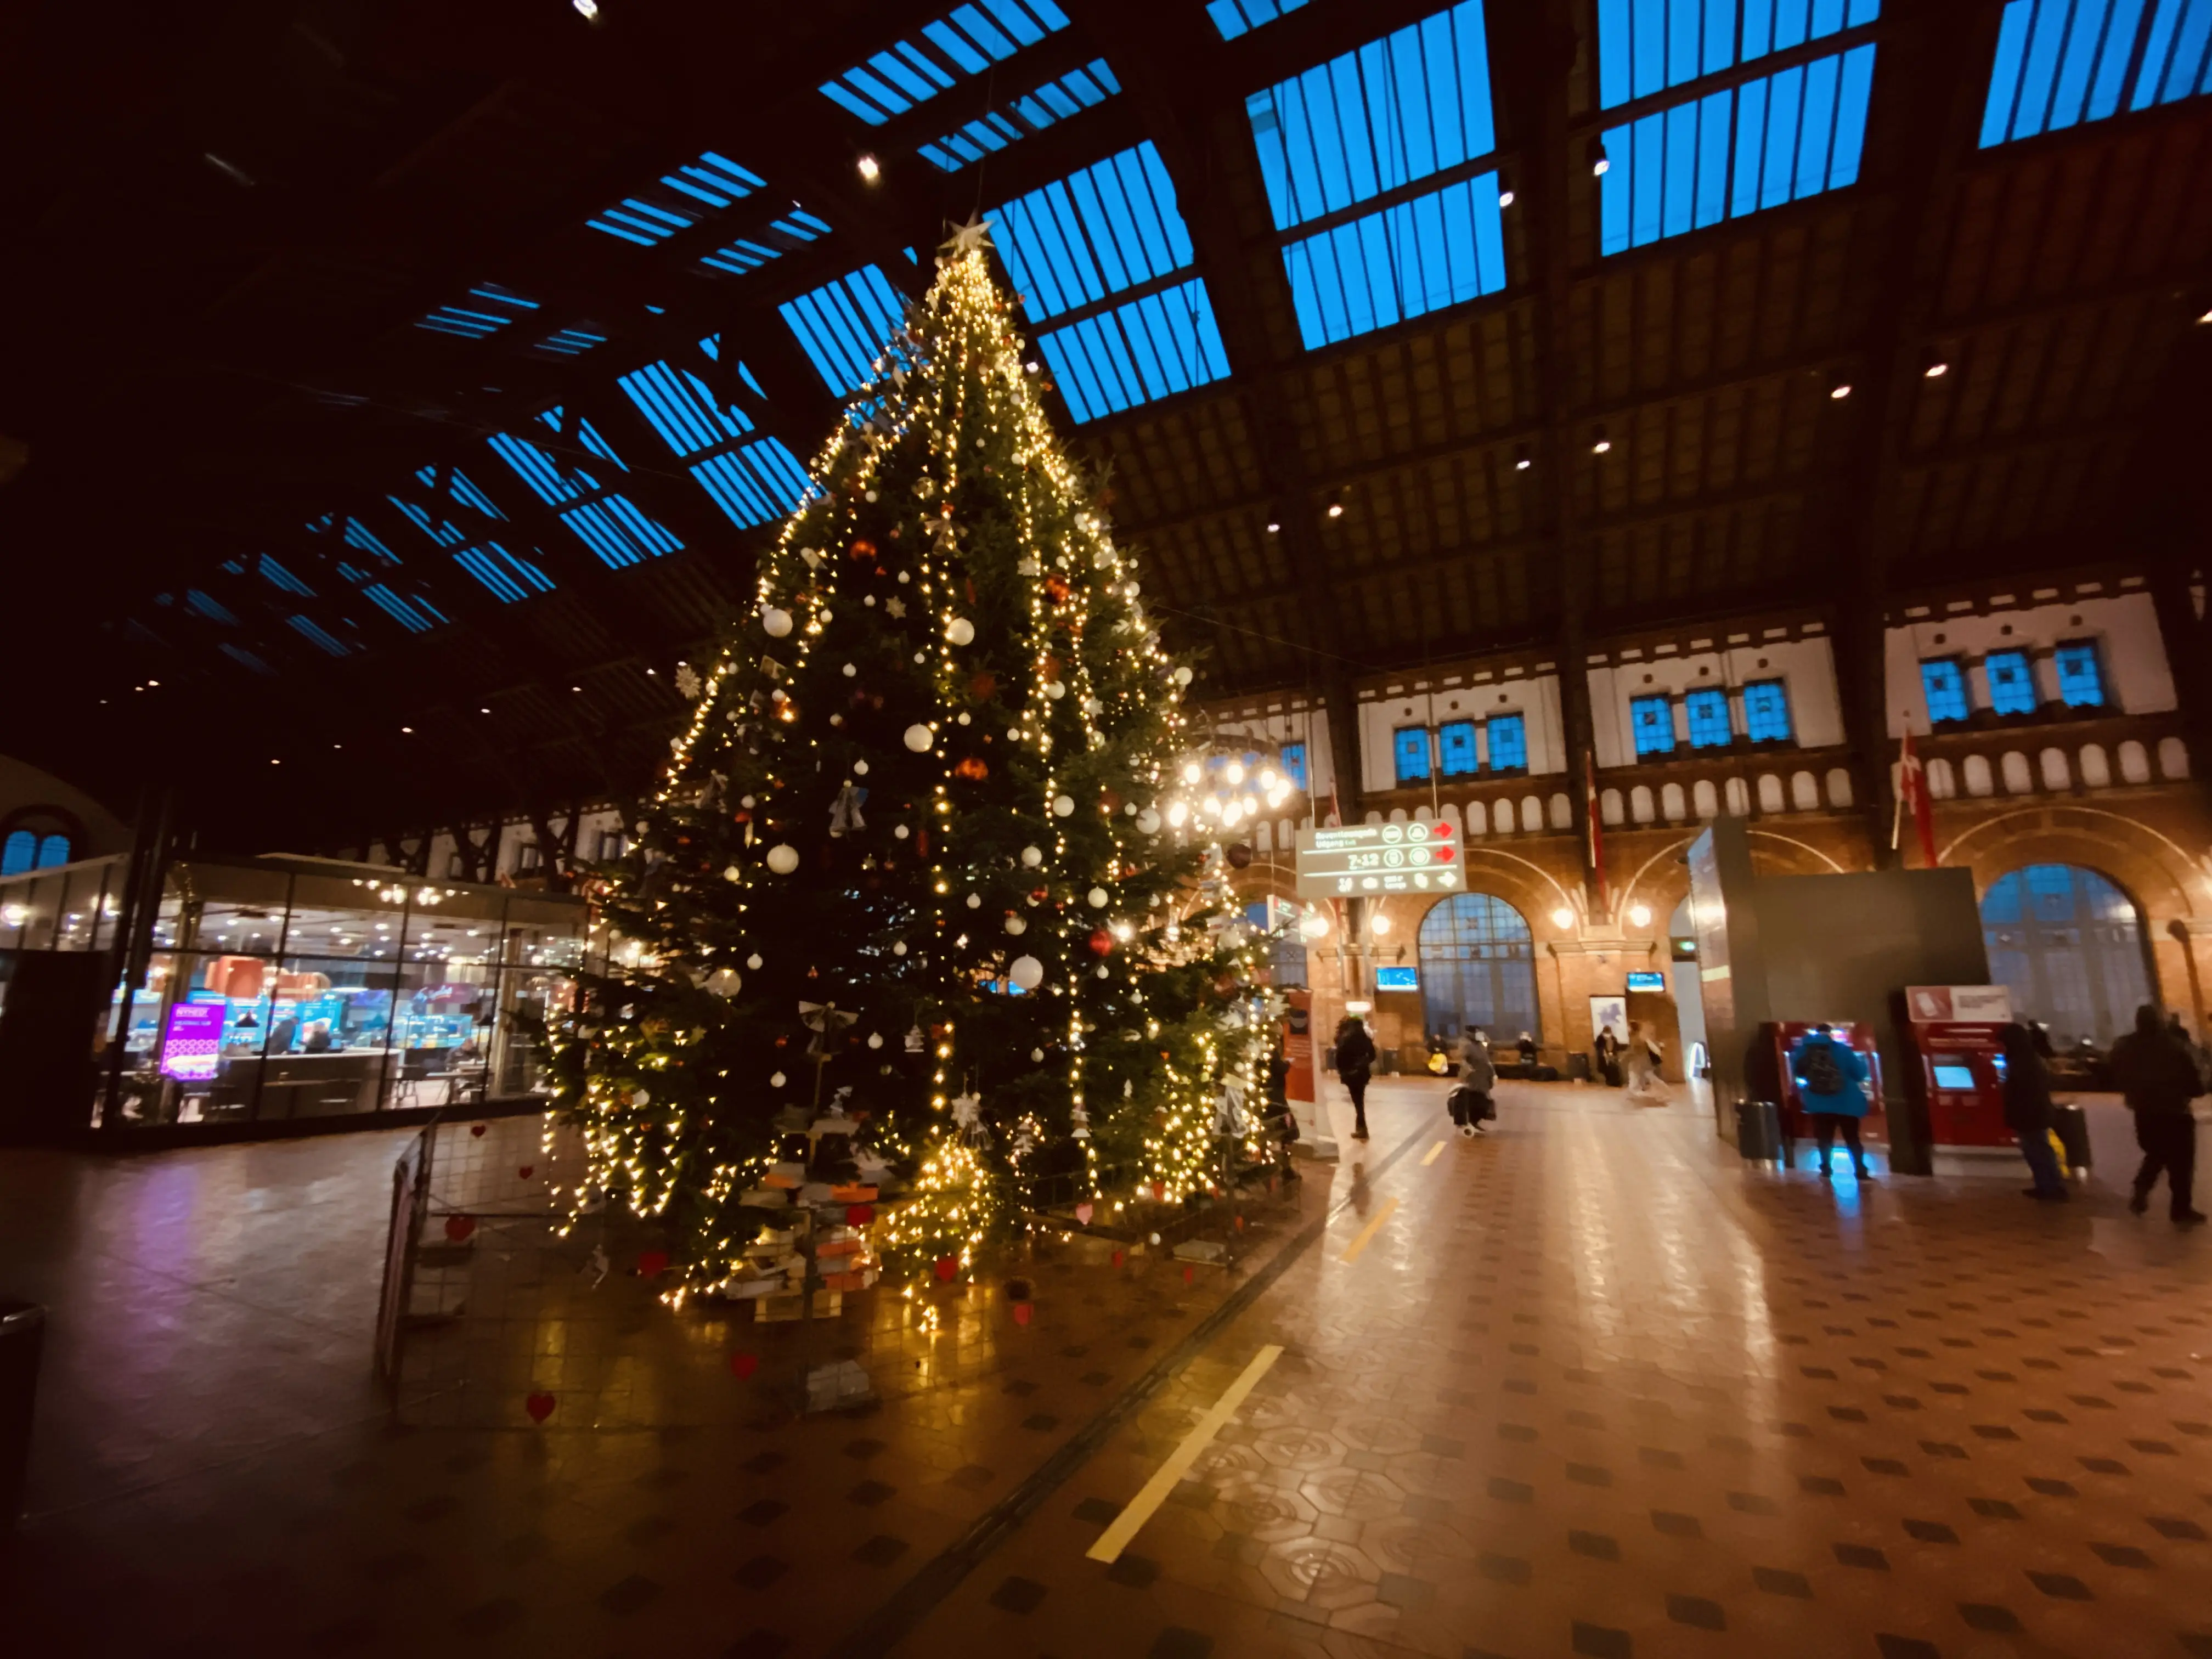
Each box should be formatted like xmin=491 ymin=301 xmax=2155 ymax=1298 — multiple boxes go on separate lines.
xmin=2 ymin=1080 xmax=2207 ymax=1658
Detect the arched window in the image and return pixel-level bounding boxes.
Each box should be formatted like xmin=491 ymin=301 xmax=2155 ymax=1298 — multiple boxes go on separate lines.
xmin=0 ymin=826 xmax=71 ymax=875
xmin=1980 ymin=865 xmax=2152 ymax=1048
xmin=1417 ymin=893 xmax=1539 ymax=1046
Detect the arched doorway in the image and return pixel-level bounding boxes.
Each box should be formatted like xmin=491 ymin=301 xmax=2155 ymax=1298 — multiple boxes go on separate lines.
xmin=1418 ymin=893 xmax=1538 ymax=1043
xmin=1980 ymin=864 xmax=2153 ymax=1048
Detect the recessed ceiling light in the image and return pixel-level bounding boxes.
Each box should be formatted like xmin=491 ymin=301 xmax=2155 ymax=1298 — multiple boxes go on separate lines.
xmin=1498 ymin=188 xmax=1515 ymax=207
xmin=856 ymin=154 xmax=881 ymax=182
xmin=572 ymin=0 xmax=600 ymax=19
xmin=1327 ymin=503 xmax=1344 ymax=518
xmin=1830 ymin=382 xmax=1852 ymax=399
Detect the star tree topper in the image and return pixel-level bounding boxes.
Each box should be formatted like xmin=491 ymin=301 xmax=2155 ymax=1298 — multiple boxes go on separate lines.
xmin=941 ymin=213 xmax=994 ymax=255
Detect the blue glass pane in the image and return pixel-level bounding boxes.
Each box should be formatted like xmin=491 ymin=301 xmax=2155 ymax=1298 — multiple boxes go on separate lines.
xmin=1246 ymin=0 xmax=1497 ymax=232
xmin=1599 ymin=43 xmax=1877 ymax=255
xmin=1685 ymin=687 xmax=1731 ymax=748
xmin=993 ymin=142 xmax=1194 ymax=323
xmin=1438 ymin=720 xmax=1479 ymax=776
xmin=1922 ymin=658 xmax=1970 ymax=724
xmin=1487 ymin=713 xmax=1527 ymax=771
xmin=779 ymin=266 xmax=909 ymax=394
xmin=1279 ymin=172 xmax=1508 ymax=348
xmin=1743 ymin=679 xmax=1792 ymax=742
xmin=1032 ymin=278 xmax=1231 ymax=421
xmin=1597 ymin=0 xmax=1880 ymax=110
xmin=416 ymin=283 xmax=538 ymax=339
xmin=1207 ymin=0 xmax=1309 ymax=39
xmin=918 ymin=59 xmax=1120 ymax=171
xmin=1 ymin=832 xmax=33 ymax=876
xmin=35 ymin=835 xmax=69 ymax=870
xmin=820 ymin=0 xmax=1068 ymax=122
xmin=1395 ymin=726 xmax=1433 ymax=783
xmin=1985 ymin=648 xmax=2037 ymax=715
xmin=1980 ymin=0 xmax=2207 ymax=146
xmin=2054 ymin=641 xmax=2106 ymax=708
xmin=1281 ymin=742 xmax=1309 ymax=791
xmin=1631 ymin=695 xmax=1678 ymax=755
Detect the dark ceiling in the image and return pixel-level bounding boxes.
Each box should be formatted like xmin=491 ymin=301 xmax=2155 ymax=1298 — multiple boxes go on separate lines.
xmin=1 ymin=0 xmax=2207 ymax=851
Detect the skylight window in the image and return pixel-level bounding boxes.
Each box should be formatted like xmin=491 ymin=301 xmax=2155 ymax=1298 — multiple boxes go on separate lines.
xmin=417 ymin=284 xmax=539 ymax=339
xmin=362 ymin=585 xmax=446 ymax=634
xmin=1245 ymin=1 xmax=1498 ymax=232
xmin=780 ymin=266 xmax=910 ymax=394
xmin=288 ymin=616 xmax=354 ymax=657
xmin=991 ymin=142 xmax=1194 ymax=321
xmin=1598 ymin=43 xmax=1877 ymax=254
xmin=534 ymin=326 xmax=609 ymax=358
xmin=918 ymin=59 xmax=1121 ymax=170
xmin=1280 ymin=172 xmax=1506 ymax=347
xmin=617 ymin=357 xmax=814 ymax=529
xmin=184 ymin=589 xmax=238 ymax=626
xmin=256 ymin=555 xmax=315 ymax=597
xmin=585 ymin=151 xmax=764 ymax=246
xmin=1980 ymin=0 xmax=2212 ymax=146
xmin=817 ymin=0 xmax=1071 ymax=125
xmin=698 ymin=208 xmax=832 ymax=278
xmin=454 ymin=544 xmax=557 ymax=604
xmin=219 ymin=644 xmax=275 ymax=675
xmin=1034 ymin=278 xmax=1231 ymax=422
xmin=1595 ymin=0 xmax=1880 ymax=110
xmin=308 ymin=513 xmax=398 ymax=563
xmin=1208 ymin=0 xmax=1310 ymax=40
xmin=486 ymin=411 xmax=684 ymax=569
xmin=690 ymin=444 xmax=814 ymax=529
xmin=619 ymin=362 xmax=755 ymax=456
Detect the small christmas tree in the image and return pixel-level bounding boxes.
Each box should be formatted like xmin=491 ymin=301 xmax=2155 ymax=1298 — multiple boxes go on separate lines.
xmin=550 ymin=222 xmax=1272 ymax=1296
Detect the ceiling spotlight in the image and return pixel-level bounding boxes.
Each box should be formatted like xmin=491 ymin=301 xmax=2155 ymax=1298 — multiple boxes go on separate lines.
xmin=1921 ymin=348 xmax=1949 ymax=379
xmin=1370 ymin=912 xmax=1392 ymax=936
xmin=1628 ymin=902 xmax=1652 ymax=928
xmin=1829 ymin=381 xmax=1852 ymax=399
xmin=1498 ymin=187 xmax=1516 ymax=208
xmin=400 ymin=725 xmax=413 ymax=733
xmin=856 ymin=153 xmax=881 ymax=182
xmin=479 ymin=706 xmax=492 ymax=714
xmin=1551 ymin=905 xmax=1576 ymax=929
xmin=1327 ymin=501 xmax=1344 ymax=518
xmin=1591 ymin=425 xmax=1611 ymax=454
xmin=1513 ymin=442 xmax=1532 ymax=471
xmin=2197 ymin=307 xmax=2211 ymax=324
xmin=572 ymin=0 xmax=600 ymax=19
xmin=1589 ymin=139 xmax=1610 ymax=177
xmin=1266 ymin=521 xmax=1280 ymax=533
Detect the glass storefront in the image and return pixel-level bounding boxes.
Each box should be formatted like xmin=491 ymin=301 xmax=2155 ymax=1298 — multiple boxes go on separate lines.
xmin=0 ymin=853 xmax=592 ymax=1133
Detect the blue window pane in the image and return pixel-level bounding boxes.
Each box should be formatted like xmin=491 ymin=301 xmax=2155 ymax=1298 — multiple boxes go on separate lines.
xmin=1 ymin=832 xmax=33 ymax=876
xmin=1598 ymin=0 xmax=1880 ymax=109
xmin=1277 ymin=172 xmax=1508 ymax=349
xmin=1032 ymin=278 xmax=1231 ymax=421
xmin=1394 ymin=726 xmax=1433 ymax=783
xmin=2054 ymin=641 xmax=2106 ymax=708
xmin=993 ymin=142 xmax=1194 ymax=324
xmin=1743 ymin=679 xmax=1792 ymax=743
xmin=819 ymin=1 xmax=1067 ymax=121
xmin=1631 ymin=695 xmax=1678 ymax=756
xmin=1599 ymin=43 xmax=1877 ymax=255
xmin=778 ymin=266 xmax=910 ymax=394
xmin=1486 ymin=714 xmax=1527 ymax=771
xmin=1207 ymin=0 xmax=1309 ymax=39
xmin=1980 ymin=0 xmax=2206 ymax=148
xmin=1439 ymin=720 xmax=1479 ymax=776
xmin=1985 ymin=648 xmax=2037 ymax=715
xmin=1280 ymin=742 xmax=1309 ymax=791
xmin=1685 ymin=687 xmax=1732 ymax=748
xmin=1922 ymin=658 xmax=1970 ymax=724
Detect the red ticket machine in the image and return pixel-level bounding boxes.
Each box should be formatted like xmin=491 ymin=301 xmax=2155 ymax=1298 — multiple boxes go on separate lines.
xmin=1903 ymin=1019 xmax=2012 ymax=1147
xmin=1769 ymin=1021 xmax=1886 ymax=1147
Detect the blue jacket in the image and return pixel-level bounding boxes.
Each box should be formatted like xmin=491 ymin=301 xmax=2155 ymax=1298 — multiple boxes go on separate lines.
xmin=1790 ymin=1032 xmax=1870 ymax=1118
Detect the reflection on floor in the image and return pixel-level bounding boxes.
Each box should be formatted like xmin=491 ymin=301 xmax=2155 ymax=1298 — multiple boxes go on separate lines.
xmin=2 ymin=1079 xmax=2207 ymax=1658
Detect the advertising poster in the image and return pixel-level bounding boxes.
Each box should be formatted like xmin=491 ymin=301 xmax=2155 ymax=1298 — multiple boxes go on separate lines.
xmin=160 ymin=1001 xmax=225 ymax=1082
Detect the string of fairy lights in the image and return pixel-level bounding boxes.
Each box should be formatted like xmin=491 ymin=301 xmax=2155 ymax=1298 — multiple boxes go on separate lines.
xmin=551 ymin=238 xmax=1286 ymax=1292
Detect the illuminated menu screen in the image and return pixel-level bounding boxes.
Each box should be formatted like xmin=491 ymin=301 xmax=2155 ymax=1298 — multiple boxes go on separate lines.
xmin=160 ymin=1001 xmax=225 ymax=1082
xmin=1295 ymin=819 xmax=1461 ymax=899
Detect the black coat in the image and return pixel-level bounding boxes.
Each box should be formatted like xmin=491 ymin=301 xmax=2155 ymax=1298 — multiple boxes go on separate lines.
xmin=2001 ymin=1047 xmax=2053 ymax=1135
xmin=1336 ymin=1026 xmax=1376 ymax=1082
xmin=2111 ymin=1030 xmax=2202 ymax=1117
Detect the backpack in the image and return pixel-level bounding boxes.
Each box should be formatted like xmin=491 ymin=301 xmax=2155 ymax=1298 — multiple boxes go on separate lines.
xmin=1799 ymin=1039 xmax=1845 ymax=1096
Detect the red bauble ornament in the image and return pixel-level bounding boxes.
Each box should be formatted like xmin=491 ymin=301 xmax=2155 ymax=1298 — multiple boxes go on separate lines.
xmin=934 ymin=1255 xmax=959 ymax=1282
xmin=637 ymin=1250 xmax=669 ymax=1278
xmin=1183 ymin=1265 xmax=1195 ymax=1284
xmin=1045 ymin=575 xmax=1070 ymax=604
xmin=1110 ymin=1249 xmax=1126 ymax=1268
xmin=1227 ymin=843 xmax=1253 ymax=869
xmin=444 ymin=1214 xmax=476 ymax=1243
xmin=969 ymin=671 xmax=998 ymax=701
xmin=953 ymin=757 xmax=989 ymax=780
xmin=847 ymin=1204 xmax=874 ymax=1226
xmin=1012 ymin=1302 xmax=1033 ymax=1327
xmin=524 ymin=1391 xmax=556 ymax=1424
xmin=729 ymin=1352 xmax=760 ymax=1380
xmin=851 ymin=538 xmax=877 ymax=559
xmin=1152 ymin=1182 xmax=1167 ymax=1203
xmin=1088 ymin=928 xmax=1114 ymax=957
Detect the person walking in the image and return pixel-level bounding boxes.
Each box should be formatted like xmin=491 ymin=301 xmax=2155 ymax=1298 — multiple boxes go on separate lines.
xmin=2000 ymin=1020 xmax=2069 ymax=1201
xmin=2110 ymin=1003 xmax=2205 ymax=1224
xmin=1454 ymin=1026 xmax=1496 ymax=1137
xmin=1623 ymin=1022 xmax=1666 ymax=1105
xmin=1789 ymin=1022 xmax=1874 ymax=1181
xmin=1335 ymin=1015 xmax=1377 ymax=1142
xmin=1594 ymin=1025 xmax=1622 ymax=1087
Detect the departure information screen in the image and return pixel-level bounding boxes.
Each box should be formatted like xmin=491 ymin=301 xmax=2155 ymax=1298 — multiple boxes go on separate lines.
xmin=1295 ymin=819 xmax=1461 ymax=899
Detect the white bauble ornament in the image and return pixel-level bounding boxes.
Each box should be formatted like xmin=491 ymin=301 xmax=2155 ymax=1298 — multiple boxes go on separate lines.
xmin=1096 ymin=964 xmax=1109 ymax=978
xmin=892 ymin=940 xmax=907 ymax=956
xmin=630 ymin=1088 xmax=651 ymax=1107
xmin=1172 ymin=665 xmax=1193 ymax=685
xmin=705 ymin=967 xmax=742 ymax=997
xmin=1051 ymin=794 xmax=1075 ymax=817
xmin=1005 ymin=915 xmax=1026 ymax=935
xmin=1020 ymin=845 xmax=1043 ymax=867
xmin=945 ymin=617 xmax=975 ymax=646
xmin=1137 ymin=809 xmax=1161 ymax=834
xmin=853 ymin=759 xmax=868 ymax=776
xmin=761 ymin=607 xmax=793 ymax=638
xmin=747 ymin=953 xmax=763 ymax=970
xmin=770 ymin=1071 xmax=786 ymax=1088
xmin=1031 ymin=1048 xmax=1045 ymax=1061
xmin=894 ymin=825 xmax=910 ymax=839
xmin=1087 ymin=887 xmax=1109 ymax=908
xmin=1009 ymin=955 xmax=1045 ymax=991
xmin=724 ymin=865 xmax=742 ymax=881
xmin=765 ymin=844 xmax=800 ymax=874
xmin=867 ymin=1032 xmax=883 ymax=1049
xmin=818 ymin=608 xmax=833 ymax=624
xmin=1044 ymin=681 xmax=1066 ymax=699
xmin=965 ymin=893 xmax=981 ymax=910
xmin=903 ymin=724 xmax=934 ymax=753
xmin=956 ymin=712 xmax=970 ymax=726
xmin=842 ymin=663 xmax=857 ymax=678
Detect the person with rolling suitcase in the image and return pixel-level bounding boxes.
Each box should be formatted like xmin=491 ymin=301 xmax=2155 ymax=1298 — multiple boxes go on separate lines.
xmin=2000 ymin=1020 xmax=2069 ymax=1200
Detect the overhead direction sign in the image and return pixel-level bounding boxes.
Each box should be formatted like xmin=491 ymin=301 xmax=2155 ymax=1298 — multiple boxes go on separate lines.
xmin=1294 ymin=819 xmax=1462 ymax=899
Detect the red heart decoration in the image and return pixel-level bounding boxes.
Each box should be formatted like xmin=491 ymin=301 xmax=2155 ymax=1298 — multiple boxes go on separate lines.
xmin=637 ymin=1250 xmax=669 ymax=1278
xmin=470 ymin=1123 xmax=488 ymax=1138
xmin=1152 ymin=1182 xmax=1167 ymax=1203
xmin=729 ymin=1352 xmax=759 ymax=1380
xmin=1110 ymin=1249 xmax=1125 ymax=1268
xmin=1074 ymin=1201 xmax=1094 ymax=1225
xmin=847 ymin=1204 xmax=874 ymax=1226
xmin=517 ymin=1165 xmax=534 ymax=1180
xmin=443 ymin=1214 xmax=476 ymax=1243
xmin=524 ymin=1391 xmax=556 ymax=1424
xmin=934 ymin=1255 xmax=958 ymax=1282
xmin=1183 ymin=1265 xmax=1195 ymax=1283
xmin=1235 ymin=1215 xmax=1246 ymax=1232
xmin=1012 ymin=1302 xmax=1032 ymax=1326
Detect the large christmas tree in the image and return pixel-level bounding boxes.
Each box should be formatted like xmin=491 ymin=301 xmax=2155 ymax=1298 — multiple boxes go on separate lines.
xmin=549 ymin=223 xmax=1273 ymax=1299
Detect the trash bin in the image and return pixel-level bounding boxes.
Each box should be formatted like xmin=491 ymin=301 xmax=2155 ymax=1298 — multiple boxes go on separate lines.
xmin=1735 ymin=1099 xmax=1782 ymax=1163
xmin=2051 ymin=1103 xmax=2092 ymax=1174
xmin=0 ymin=1300 xmax=45 ymax=1526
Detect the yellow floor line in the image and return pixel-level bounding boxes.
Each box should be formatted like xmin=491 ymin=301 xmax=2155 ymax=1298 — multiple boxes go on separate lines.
xmin=1338 ymin=1194 xmax=1400 ymax=1263
xmin=1085 ymin=1343 xmax=1284 ymax=1564
xmin=1420 ymin=1139 xmax=1446 ymax=1166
